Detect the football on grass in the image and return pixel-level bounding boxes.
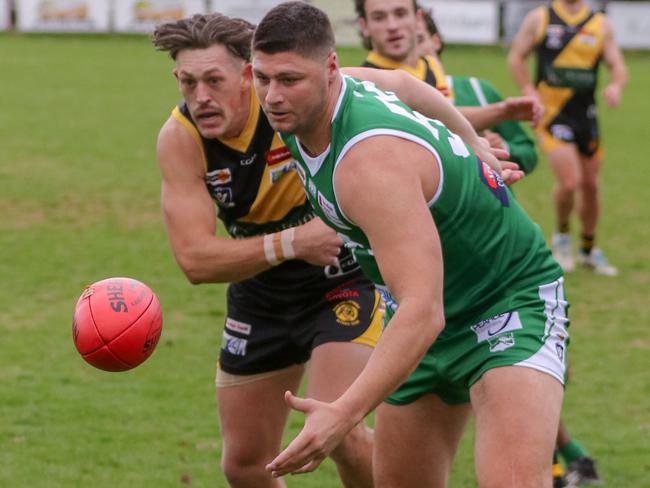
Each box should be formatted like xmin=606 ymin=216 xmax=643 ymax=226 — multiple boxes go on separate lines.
xmin=72 ymin=277 xmax=163 ymax=372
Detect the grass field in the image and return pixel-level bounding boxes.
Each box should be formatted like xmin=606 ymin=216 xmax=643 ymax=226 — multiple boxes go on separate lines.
xmin=1 ymin=34 xmax=648 ymax=487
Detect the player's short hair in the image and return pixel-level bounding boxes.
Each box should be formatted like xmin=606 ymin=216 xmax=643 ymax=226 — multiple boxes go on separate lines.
xmin=152 ymin=13 xmax=254 ymax=62
xmin=354 ymin=0 xmax=419 ymax=51
xmin=420 ymin=7 xmax=445 ymax=55
xmin=253 ymin=2 xmax=335 ymax=61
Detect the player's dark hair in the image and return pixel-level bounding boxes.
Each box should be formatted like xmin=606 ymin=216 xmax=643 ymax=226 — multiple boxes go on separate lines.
xmin=354 ymin=0 xmax=419 ymax=51
xmin=253 ymin=2 xmax=335 ymax=60
xmin=152 ymin=13 xmax=254 ymax=61
xmin=420 ymin=7 xmax=445 ymax=56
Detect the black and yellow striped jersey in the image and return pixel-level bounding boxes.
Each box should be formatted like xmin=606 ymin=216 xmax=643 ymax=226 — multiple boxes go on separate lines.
xmin=534 ymin=1 xmax=605 ymax=97
xmin=171 ymin=89 xmax=313 ymax=239
xmin=362 ymin=50 xmax=449 ymax=96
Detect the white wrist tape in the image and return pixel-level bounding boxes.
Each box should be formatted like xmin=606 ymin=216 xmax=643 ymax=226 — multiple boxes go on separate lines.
xmin=280 ymin=228 xmax=296 ymax=260
xmin=263 ymin=234 xmax=280 ymax=266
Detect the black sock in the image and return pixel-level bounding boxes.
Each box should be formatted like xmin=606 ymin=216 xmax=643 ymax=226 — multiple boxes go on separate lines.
xmin=581 ymin=234 xmax=595 ymax=255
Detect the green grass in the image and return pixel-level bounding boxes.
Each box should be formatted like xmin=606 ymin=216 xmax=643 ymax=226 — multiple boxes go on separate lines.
xmin=1 ymin=34 xmax=649 ymax=487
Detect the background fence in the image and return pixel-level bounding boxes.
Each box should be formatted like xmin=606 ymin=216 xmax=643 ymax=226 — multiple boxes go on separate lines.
xmin=1 ymin=0 xmax=649 ymax=48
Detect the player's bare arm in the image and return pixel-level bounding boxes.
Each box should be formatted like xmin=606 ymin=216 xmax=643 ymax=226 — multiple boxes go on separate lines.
xmin=458 ymin=95 xmax=543 ymax=130
xmin=266 ymin=137 xmax=445 ymax=477
xmin=156 ymin=117 xmax=342 ymax=283
xmin=508 ymin=7 xmax=543 ymax=99
xmin=343 ymin=66 xmax=532 ymax=167
xmin=601 ymin=16 xmax=627 ymax=108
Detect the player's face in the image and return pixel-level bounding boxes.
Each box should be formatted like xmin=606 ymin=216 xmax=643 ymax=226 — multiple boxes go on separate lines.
xmin=252 ymin=50 xmax=333 ymax=136
xmin=174 ymin=44 xmax=251 ymax=139
xmin=360 ymin=0 xmax=420 ymax=62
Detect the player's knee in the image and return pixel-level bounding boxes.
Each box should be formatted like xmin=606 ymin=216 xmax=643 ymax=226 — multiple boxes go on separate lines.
xmin=221 ymin=450 xmax=270 ymax=486
xmin=558 ymin=175 xmax=581 ymax=193
xmin=580 ymin=176 xmax=599 ymax=194
xmin=329 ymin=422 xmax=373 ymax=465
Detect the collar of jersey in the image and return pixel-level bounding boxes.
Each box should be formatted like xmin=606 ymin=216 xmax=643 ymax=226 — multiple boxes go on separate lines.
xmin=217 ymin=86 xmax=260 ymax=153
xmin=296 ymin=74 xmax=348 ymax=177
xmin=366 ymin=51 xmax=427 ymax=80
xmin=552 ymin=0 xmax=591 ymax=25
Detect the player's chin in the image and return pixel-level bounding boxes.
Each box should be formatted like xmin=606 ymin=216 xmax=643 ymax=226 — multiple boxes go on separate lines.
xmin=268 ymin=116 xmax=296 ymax=134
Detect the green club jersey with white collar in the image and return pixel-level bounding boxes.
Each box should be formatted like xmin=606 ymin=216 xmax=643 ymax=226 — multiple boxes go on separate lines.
xmin=282 ymin=75 xmax=561 ymax=324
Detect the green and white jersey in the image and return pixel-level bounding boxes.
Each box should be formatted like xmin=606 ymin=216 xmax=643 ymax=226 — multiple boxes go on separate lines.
xmin=282 ymin=75 xmax=561 ymax=325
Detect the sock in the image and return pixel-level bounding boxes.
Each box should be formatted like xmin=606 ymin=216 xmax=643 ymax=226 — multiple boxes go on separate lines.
xmin=558 ymin=222 xmax=570 ymax=234
xmin=581 ymin=234 xmax=595 ymax=255
xmin=559 ymin=438 xmax=588 ymax=465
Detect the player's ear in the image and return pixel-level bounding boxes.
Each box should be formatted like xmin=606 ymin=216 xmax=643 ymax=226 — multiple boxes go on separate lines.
xmin=172 ymin=68 xmax=179 ymax=81
xmin=241 ymin=63 xmax=253 ymax=84
xmin=326 ymin=52 xmax=338 ymax=81
xmin=359 ymin=16 xmax=369 ymax=38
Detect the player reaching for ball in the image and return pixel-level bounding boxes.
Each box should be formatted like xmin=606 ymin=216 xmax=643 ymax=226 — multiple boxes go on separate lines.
xmin=252 ymin=4 xmax=568 ymax=487
xmin=151 ymin=11 xmax=504 ymax=488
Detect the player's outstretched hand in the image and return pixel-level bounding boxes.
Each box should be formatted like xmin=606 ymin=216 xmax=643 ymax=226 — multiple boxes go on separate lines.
xmin=266 ymin=391 xmax=354 ymax=478
xmin=293 ymin=217 xmax=343 ymax=267
xmin=503 ymin=95 xmax=544 ymax=127
xmin=500 ymin=161 xmax=525 ymax=186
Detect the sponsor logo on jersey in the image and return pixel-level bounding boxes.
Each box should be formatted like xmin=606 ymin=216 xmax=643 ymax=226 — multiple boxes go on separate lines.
xmin=239 ymin=154 xmax=256 ymax=166
xmin=488 ymin=333 xmax=516 ymax=352
xmin=269 ymin=160 xmax=295 ymax=183
xmin=325 ymin=279 xmax=361 ymax=301
xmin=546 ymin=24 xmax=565 ymax=49
xmin=471 ymin=311 xmax=522 ymax=344
xmin=265 ymin=146 xmax=292 ymax=165
xmin=477 ymin=159 xmax=509 ymax=207
xmin=222 ymin=331 xmax=247 ymax=356
xmin=550 ymin=124 xmax=575 ymax=142
xmin=317 ymin=191 xmax=352 ymax=229
xmin=214 ymin=187 xmax=235 ymax=208
xmin=206 ymin=168 xmax=232 ymax=185
xmin=578 ymin=28 xmax=596 ymax=46
xmin=333 ymin=300 xmax=361 ymax=326
xmin=225 ymin=317 xmax=252 ymax=335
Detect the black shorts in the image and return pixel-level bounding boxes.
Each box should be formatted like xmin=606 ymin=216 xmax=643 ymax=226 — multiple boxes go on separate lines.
xmin=541 ymin=93 xmax=600 ymax=157
xmin=218 ymin=259 xmax=383 ymax=375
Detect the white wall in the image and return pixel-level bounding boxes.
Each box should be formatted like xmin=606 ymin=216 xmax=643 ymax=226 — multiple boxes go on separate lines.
xmin=0 ymin=0 xmax=10 ymax=30
xmin=608 ymin=2 xmax=650 ymax=49
xmin=16 ymin=0 xmax=111 ymax=32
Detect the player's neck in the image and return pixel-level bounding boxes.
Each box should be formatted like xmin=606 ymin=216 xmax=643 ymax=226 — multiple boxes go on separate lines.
xmin=556 ymin=0 xmax=586 ymax=15
xmin=296 ymin=75 xmax=342 ymax=156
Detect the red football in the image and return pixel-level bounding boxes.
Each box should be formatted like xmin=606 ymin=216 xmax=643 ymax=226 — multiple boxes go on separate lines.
xmin=72 ymin=277 xmax=163 ymax=372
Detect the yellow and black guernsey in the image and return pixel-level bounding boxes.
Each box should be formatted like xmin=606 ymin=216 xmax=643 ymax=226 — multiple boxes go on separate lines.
xmin=172 ymin=90 xmax=313 ymax=240
xmin=362 ymin=50 xmax=450 ymax=97
xmin=533 ymin=1 xmax=605 ymax=156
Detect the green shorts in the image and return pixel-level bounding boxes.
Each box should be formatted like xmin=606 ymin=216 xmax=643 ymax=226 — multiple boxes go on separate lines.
xmin=381 ymin=277 xmax=569 ymax=405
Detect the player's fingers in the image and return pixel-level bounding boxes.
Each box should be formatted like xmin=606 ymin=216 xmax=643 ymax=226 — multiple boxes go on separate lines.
xmin=284 ymin=390 xmax=314 ymax=414
xmin=267 ymin=438 xmax=319 ymax=476
xmin=290 ymin=457 xmax=326 ymax=475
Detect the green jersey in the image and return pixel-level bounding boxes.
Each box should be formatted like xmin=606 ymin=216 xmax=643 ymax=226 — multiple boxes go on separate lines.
xmin=282 ymin=75 xmax=561 ymax=325
xmin=447 ymin=75 xmax=538 ymax=174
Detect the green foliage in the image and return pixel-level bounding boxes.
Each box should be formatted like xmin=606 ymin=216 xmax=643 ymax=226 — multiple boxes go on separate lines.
xmin=1 ymin=35 xmax=648 ymax=486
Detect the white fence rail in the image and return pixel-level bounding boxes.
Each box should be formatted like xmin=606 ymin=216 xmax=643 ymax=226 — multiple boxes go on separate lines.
xmin=3 ymin=0 xmax=649 ymax=49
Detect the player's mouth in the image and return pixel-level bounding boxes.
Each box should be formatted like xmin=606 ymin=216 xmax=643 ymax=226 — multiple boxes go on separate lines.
xmin=195 ymin=110 xmax=223 ymax=126
xmin=268 ymin=111 xmax=291 ymax=123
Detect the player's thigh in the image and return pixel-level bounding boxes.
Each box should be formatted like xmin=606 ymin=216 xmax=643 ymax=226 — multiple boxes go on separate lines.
xmin=217 ymin=365 xmax=304 ymax=460
xmin=374 ymin=396 xmax=471 ymax=488
xmin=471 ymin=366 xmax=563 ymax=488
xmin=300 ymin=282 xmax=383 ymax=400
xmin=306 ymin=341 xmax=373 ymax=400
xmin=546 ymin=143 xmax=582 ymax=189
